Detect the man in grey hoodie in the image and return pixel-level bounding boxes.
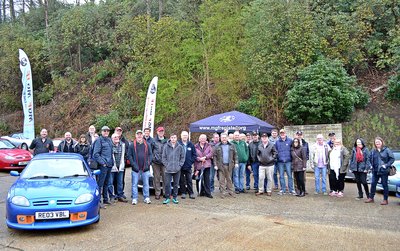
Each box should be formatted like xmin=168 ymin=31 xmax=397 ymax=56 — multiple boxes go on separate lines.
xmin=162 ymin=133 xmax=185 ymax=204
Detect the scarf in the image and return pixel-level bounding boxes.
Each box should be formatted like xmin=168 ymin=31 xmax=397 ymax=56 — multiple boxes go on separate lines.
xmin=356 ymin=147 xmax=364 ymax=163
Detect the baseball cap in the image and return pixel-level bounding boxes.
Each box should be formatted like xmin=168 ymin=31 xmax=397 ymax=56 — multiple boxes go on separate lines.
xmin=252 ymin=131 xmax=258 ymax=135
xmin=156 ymin=127 xmax=165 ymax=132
xmin=328 ymin=132 xmax=335 ymax=137
xmin=246 ymin=132 xmax=251 ymax=136
xmin=136 ymin=130 xmax=143 ymax=134
xmin=296 ymin=131 xmax=303 ymax=135
xmin=261 ymin=133 xmax=268 ymax=137
xmin=101 ymin=126 xmax=110 ymax=131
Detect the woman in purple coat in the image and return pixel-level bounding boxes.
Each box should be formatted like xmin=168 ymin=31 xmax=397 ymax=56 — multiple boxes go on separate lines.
xmin=194 ymin=134 xmax=213 ymax=198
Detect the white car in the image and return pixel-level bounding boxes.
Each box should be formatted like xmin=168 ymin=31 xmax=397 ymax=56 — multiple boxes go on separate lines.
xmin=1 ymin=133 xmax=32 ymax=150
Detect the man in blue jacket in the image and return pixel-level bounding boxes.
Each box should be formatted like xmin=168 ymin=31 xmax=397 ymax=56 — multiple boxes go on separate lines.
xmin=275 ymin=129 xmax=294 ymax=195
xmin=178 ymin=131 xmax=197 ymax=199
xmin=93 ymin=126 xmax=114 ymax=208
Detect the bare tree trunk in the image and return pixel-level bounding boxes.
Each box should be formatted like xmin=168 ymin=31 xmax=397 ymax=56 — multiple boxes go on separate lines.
xmin=158 ymin=0 xmax=163 ymax=21
xmin=9 ymin=0 xmax=16 ymax=22
xmin=146 ymin=0 xmax=151 ymax=31
xmin=1 ymin=0 xmax=5 ymax=22
xmin=0 ymin=0 xmax=2 ymax=23
xmin=201 ymin=29 xmax=212 ymax=105
xmin=22 ymin=0 xmax=26 ymax=25
xmin=78 ymin=43 xmax=82 ymax=71
xmin=44 ymin=0 xmax=49 ymax=37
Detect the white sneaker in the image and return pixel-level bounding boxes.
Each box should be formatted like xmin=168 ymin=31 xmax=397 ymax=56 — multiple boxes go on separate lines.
xmin=144 ymin=198 xmax=151 ymax=204
xmin=131 ymin=199 xmax=137 ymax=205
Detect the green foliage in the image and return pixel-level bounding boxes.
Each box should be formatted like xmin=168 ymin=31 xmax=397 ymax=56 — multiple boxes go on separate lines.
xmin=285 ymin=58 xmax=359 ymax=124
xmin=36 ymin=84 xmax=55 ymax=106
xmin=243 ymin=0 xmax=321 ymax=123
xmin=353 ymin=87 xmax=370 ymax=108
xmin=386 ymin=73 xmax=400 ymax=101
xmin=95 ymin=110 xmax=120 ymax=130
xmin=343 ymin=112 xmax=400 ymax=149
xmin=0 ymin=120 xmax=10 ymax=135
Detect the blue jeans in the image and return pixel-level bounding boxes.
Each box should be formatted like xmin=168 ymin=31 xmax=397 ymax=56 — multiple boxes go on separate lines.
xmin=273 ymin=163 xmax=279 ymax=188
xmin=233 ymin=163 xmax=246 ymax=191
xmin=210 ymin=164 xmax=216 ymax=193
xmin=314 ymin=167 xmax=327 ymax=193
xmin=97 ymin=165 xmax=111 ymax=203
xmin=245 ymin=166 xmax=251 ymax=189
xmin=370 ymin=172 xmax=389 ymax=200
xmin=278 ymin=162 xmax=293 ymax=192
xmin=108 ymin=171 xmax=125 ymax=199
xmin=251 ymin=162 xmax=260 ymax=189
xmin=131 ymin=170 xmax=150 ymax=200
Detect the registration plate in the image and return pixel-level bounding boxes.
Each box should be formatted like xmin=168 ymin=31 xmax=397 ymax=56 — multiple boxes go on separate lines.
xmin=35 ymin=211 xmax=69 ymax=220
xmin=18 ymin=161 xmax=29 ymax=165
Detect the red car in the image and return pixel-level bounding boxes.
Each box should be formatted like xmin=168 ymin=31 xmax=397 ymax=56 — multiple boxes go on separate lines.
xmin=0 ymin=138 xmax=32 ymax=170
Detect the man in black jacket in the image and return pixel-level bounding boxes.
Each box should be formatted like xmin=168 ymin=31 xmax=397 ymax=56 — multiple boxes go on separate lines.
xmin=248 ymin=131 xmax=260 ymax=190
xmin=152 ymin=127 xmax=167 ymax=200
xmin=178 ymin=131 xmax=197 ymax=199
xmin=256 ymin=133 xmax=277 ymax=196
xmin=128 ymin=130 xmax=153 ymax=205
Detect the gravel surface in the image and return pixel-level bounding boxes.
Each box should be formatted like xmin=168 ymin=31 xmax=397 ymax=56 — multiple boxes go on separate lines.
xmin=1 ymin=171 xmax=399 ymax=250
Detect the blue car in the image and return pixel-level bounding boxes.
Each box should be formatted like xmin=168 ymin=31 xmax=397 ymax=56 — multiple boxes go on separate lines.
xmin=396 ymin=182 xmax=400 ymax=198
xmin=6 ymin=153 xmax=101 ymax=230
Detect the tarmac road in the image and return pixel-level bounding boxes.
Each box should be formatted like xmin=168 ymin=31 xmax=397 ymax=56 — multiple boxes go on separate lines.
xmin=0 ymin=170 xmax=399 ymax=251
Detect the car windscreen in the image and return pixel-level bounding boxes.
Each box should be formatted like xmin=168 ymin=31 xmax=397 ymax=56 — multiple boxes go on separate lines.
xmin=21 ymin=159 xmax=89 ymax=179
xmin=0 ymin=140 xmax=16 ymax=149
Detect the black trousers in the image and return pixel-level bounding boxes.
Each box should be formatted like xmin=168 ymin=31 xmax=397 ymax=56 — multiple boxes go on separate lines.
xmin=329 ymin=170 xmax=346 ymax=192
xmin=354 ymin=171 xmax=369 ymax=198
xmin=196 ymin=168 xmax=211 ymax=196
xmin=179 ymin=169 xmax=194 ymax=195
xmin=294 ymin=171 xmax=305 ymax=193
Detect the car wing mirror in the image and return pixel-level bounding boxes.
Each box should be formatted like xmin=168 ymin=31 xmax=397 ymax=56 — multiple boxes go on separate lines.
xmin=92 ymin=170 xmax=101 ymax=176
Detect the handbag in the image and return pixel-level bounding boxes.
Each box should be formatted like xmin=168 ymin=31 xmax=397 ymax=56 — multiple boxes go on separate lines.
xmin=389 ymin=165 xmax=397 ymax=176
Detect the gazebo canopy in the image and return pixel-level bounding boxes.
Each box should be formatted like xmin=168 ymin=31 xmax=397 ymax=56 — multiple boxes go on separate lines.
xmin=189 ymin=110 xmax=274 ymax=133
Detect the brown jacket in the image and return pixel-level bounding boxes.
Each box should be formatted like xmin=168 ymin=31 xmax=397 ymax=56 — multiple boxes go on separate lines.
xmin=213 ymin=142 xmax=238 ymax=170
xmin=291 ymin=147 xmax=307 ymax=172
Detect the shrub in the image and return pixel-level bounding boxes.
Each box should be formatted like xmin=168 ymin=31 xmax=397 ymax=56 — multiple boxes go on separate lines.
xmin=285 ymin=58 xmax=361 ymax=124
xmin=385 ymin=73 xmax=400 ymax=101
xmin=94 ymin=110 xmax=120 ymax=130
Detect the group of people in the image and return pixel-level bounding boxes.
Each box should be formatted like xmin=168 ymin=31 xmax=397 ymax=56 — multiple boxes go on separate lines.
xmin=28 ymin=126 xmax=396 ymax=208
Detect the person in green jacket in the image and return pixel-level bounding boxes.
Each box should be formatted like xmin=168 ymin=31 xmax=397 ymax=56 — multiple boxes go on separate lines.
xmin=232 ymin=131 xmax=249 ymax=193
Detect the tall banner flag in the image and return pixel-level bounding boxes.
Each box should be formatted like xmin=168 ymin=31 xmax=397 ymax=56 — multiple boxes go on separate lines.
xmin=19 ymin=49 xmax=35 ymax=140
xmin=142 ymin=76 xmax=158 ymax=137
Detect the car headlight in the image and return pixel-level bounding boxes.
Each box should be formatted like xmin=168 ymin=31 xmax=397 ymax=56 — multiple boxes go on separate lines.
xmin=11 ymin=196 xmax=30 ymax=207
xmin=5 ymin=155 xmax=16 ymax=160
xmin=75 ymin=194 xmax=93 ymax=204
